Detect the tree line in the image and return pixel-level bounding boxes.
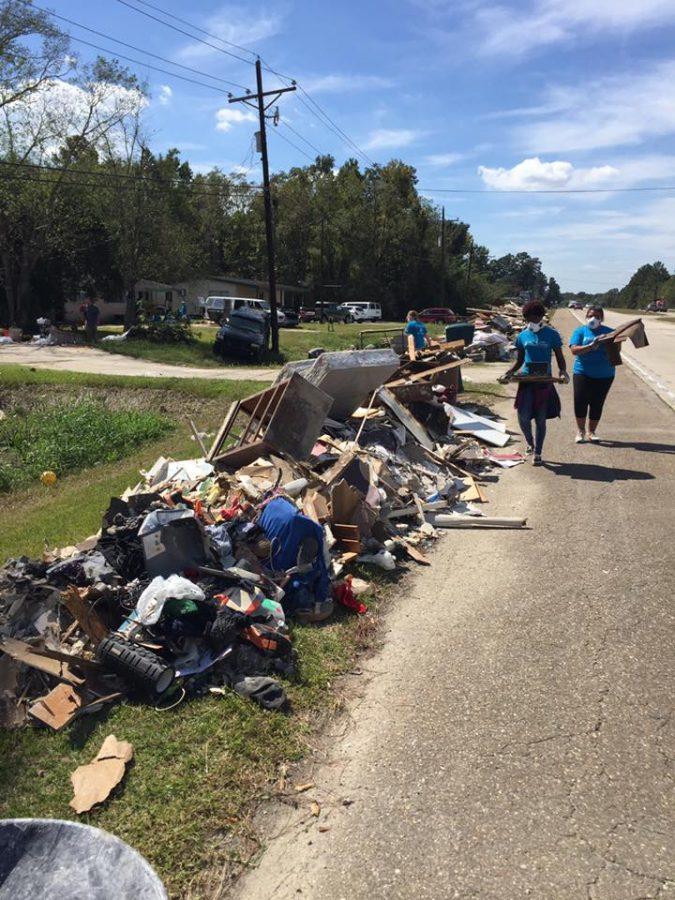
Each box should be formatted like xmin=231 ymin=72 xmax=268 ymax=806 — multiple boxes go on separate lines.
xmin=1 ymin=0 xmax=557 ymax=327
xmin=562 ymin=262 xmax=675 ymax=310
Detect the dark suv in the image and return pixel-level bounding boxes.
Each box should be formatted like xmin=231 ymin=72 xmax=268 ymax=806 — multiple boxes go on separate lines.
xmin=213 ymin=308 xmax=269 ymax=360
xmin=300 ymin=302 xmax=353 ymax=323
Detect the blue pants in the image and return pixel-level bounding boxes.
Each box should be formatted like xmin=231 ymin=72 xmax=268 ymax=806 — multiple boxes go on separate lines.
xmin=517 ymin=390 xmax=547 ymax=454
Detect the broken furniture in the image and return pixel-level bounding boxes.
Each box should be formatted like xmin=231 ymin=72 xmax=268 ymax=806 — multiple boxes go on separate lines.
xmin=595 ymin=318 xmax=649 ymax=366
xmin=207 ymin=372 xmax=332 ymax=468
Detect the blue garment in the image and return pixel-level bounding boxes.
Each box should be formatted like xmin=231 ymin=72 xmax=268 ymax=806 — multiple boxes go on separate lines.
xmin=405 ymin=319 xmax=428 ymax=350
xmin=258 ymin=497 xmax=329 ymax=611
xmin=569 ymin=324 xmax=615 ymax=378
xmin=515 ymin=325 xmax=563 ymax=375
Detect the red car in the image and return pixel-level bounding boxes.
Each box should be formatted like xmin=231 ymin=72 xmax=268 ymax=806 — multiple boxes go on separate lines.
xmin=418 ymin=307 xmax=456 ymax=324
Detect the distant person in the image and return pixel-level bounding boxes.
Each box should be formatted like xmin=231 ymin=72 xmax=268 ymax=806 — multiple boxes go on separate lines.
xmin=500 ymin=299 xmax=568 ymax=465
xmin=177 ymin=300 xmax=188 ymax=320
xmin=569 ymin=305 xmax=615 ymax=443
xmin=405 ymin=309 xmax=430 ymax=352
xmin=83 ymin=297 xmax=100 ymax=343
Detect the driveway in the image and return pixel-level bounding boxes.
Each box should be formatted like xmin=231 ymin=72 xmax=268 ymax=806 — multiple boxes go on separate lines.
xmin=0 ymin=343 xmax=277 ymax=381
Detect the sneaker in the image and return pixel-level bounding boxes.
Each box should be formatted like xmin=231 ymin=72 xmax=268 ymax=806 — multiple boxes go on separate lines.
xmin=575 ymin=432 xmax=585 ymax=444
xmin=533 ymin=454 xmax=542 ymax=466
xmin=587 ymin=432 xmax=598 ymax=442
xmin=525 ymin=444 xmax=534 ymax=455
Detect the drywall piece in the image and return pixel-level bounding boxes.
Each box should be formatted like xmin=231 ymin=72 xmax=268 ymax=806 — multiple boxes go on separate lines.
xmin=446 ymin=405 xmax=510 ymax=447
xmin=432 ymin=514 xmax=526 ymax=528
xmin=379 ymin=388 xmax=434 ymax=450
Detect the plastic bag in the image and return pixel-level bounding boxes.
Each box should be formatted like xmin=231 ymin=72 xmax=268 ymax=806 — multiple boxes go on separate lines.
xmin=135 ymin=575 xmax=205 ymax=625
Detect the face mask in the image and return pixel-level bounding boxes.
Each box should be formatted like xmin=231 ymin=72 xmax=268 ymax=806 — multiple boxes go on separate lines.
xmin=527 ymin=321 xmax=543 ymax=333
xmin=587 ymin=317 xmax=600 ymax=329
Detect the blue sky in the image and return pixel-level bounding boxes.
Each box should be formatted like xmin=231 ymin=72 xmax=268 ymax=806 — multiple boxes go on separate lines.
xmin=55 ymin=0 xmax=675 ymax=291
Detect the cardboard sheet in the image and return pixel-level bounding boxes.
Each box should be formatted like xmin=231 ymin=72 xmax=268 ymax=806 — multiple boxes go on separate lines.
xmin=70 ymin=734 xmax=134 ymax=814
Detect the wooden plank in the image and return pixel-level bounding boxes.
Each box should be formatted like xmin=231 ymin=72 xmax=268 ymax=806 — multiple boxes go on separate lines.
xmin=207 ymin=399 xmax=240 ymax=461
xmin=407 ymin=333 xmax=417 ymax=361
xmin=378 ymin=388 xmax=434 ymax=450
xmin=29 ymin=684 xmax=83 ymax=731
xmin=386 ymin=358 xmax=466 ymax=388
xmin=61 ymin=587 xmax=108 ymax=645
xmin=1 ymin=638 xmax=85 ymax=686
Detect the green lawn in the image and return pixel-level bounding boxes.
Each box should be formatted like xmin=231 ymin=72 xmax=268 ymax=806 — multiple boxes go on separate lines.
xmin=97 ymin=320 xmax=449 ymax=368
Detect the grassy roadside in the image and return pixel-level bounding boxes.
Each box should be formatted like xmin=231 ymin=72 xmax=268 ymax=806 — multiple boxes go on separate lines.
xmin=0 ymin=368 xmax=497 ymax=897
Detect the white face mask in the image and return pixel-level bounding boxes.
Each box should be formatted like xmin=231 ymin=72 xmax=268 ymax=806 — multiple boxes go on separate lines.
xmin=587 ymin=317 xmax=600 ymax=329
xmin=527 ymin=321 xmax=543 ymax=333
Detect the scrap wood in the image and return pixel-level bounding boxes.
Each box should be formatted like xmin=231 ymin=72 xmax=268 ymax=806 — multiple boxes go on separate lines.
xmin=24 ymin=645 xmax=102 ymax=672
xmin=398 ymin=540 xmax=431 ymax=565
xmin=332 ymin=524 xmax=361 ymax=554
xmin=1 ymin=638 xmax=85 ymax=686
xmin=432 ymin=514 xmax=526 ymax=529
xmin=61 ymin=586 xmax=108 ymax=645
xmin=29 ymin=683 xmax=83 ymax=731
xmin=69 ymin=734 xmax=134 ymax=814
xmin=378 ymin=388 xmax=434 ymax=451
xmin=330 ymin=480 xmax=364 ymax=526
xmin=386 ymin=357 xmax=466 ymax=388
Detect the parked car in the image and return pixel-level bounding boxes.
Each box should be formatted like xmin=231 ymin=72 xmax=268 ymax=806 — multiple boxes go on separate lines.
xmin=646 ymin=299 xmax=668 ymax=312
xmin=300 ymin=302 xmax=353 ymax=323
xmin=213 ymin=308 xmax=269 ymax=360
xmin=418 ymin=307 xmax=456 ymax=324
xmin=338 ymin=302 xmax=382 ymax=322
xmin=568 ymin=300 xmax=583 ymax=309
xmin=202 ymin=295 xmax=278 ymax=324
xmin=280 ymin=307 xmax=299 ymax=327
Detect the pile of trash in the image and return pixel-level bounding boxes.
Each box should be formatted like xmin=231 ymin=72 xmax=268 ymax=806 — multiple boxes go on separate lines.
xmin=0 ymin=345 xmax=527 ymax=737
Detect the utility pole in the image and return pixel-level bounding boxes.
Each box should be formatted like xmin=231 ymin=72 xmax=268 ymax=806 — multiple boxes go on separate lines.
xmin=440 ymin=206 xmax=446 ymax=305
xmin=229 ymin=63 xmax=296 ymax=354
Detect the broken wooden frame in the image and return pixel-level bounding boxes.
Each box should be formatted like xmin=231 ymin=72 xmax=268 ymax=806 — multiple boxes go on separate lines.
xmin=207 ymin=372 xmax=332 ymax=469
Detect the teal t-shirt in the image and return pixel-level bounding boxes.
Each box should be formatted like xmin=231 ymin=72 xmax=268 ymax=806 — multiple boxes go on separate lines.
xmin=405 ymin=319 xmax=428 ymax=350
xmin=515 ymin=325 xmax=563 ymax=375
xmin=569 ymin=324 xmax=615 ymax=378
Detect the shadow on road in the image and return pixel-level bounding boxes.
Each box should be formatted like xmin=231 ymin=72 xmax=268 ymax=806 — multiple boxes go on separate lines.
xmin=595 ymin=440 xmax=675 ymax=455
xmin=541 ymin=461 xmax=655 ymax=482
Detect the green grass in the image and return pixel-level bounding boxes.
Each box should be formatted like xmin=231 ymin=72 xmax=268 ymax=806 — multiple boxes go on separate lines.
xmin=0 ymin=401 xmax=171 ymax=493
xmin=97 ymin=320 xmax=449 ymax=368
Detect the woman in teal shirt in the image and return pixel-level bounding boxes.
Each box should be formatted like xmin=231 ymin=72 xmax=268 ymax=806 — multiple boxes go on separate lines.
xmin=569 ymin=306 xmax=615 ymax=443
xmin=404 ymin=310 xmax=430 ymax=352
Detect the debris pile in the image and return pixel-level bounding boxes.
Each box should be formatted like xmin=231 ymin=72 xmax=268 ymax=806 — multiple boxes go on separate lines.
xmin=0 ymin=348 xmax=526 ymax=745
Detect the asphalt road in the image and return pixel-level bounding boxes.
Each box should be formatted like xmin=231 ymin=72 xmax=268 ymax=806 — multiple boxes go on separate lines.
xmin=235 ymin=310 xmax=674 ymax=900
xmin=571 ymin=309 xmax=675 ymax=410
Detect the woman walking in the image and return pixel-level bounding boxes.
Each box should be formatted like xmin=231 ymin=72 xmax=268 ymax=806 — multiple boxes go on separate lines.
xmin=569 ymin=306 xmax=615 ymax=442
xmin=500 ymin=300 xmax=568 ymax=465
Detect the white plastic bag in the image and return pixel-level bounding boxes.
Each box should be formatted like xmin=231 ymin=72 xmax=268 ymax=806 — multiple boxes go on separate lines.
xmin=135 ymin=575 xmax=205 ymax=625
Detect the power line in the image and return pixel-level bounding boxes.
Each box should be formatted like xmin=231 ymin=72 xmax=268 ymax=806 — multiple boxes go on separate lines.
xmin=280 ymin=120 xmax=324 ymax=157
xmin=23 ymin=1 xmax=247 ymax=91
xmin=115 ymin=0 xmax=255 ymax=68
xmin=296 ymin=86 xmax=377 ymax=167
xmin=124 ymin=0 xmax=259 ymax=61
xmin=270 ymin=127 xmax=315 ymax=162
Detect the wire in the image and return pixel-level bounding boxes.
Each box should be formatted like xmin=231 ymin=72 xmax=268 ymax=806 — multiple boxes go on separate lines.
xmin=280 ymin=120 xmax=323 ymax=157
xmin=0 ymin=158 xmax=262 ymax=189
xmin=115 ymin=0 xmax=256 ymax=68
xmin=124 ymin=0 xmax=259 ymax=61
xmin=296 ymin=86 xmax=377 ymax=167
xmin=23 ymin=1 xmax=247 ymax=91
xmin=270 ymin=127 xmax=315 ymax=162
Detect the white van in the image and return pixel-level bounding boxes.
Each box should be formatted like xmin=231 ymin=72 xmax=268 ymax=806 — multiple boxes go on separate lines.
xmin=339 ymin=302 xmax=382 ymax=323
xmin=202 ymin=296 xmax=283 ymax=323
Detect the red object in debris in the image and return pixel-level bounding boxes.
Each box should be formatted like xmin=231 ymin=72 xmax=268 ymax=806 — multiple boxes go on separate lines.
xmin=332 ymin=577 xmax=367 ymax=615
xmin=219 ymin=500 xmax=243 ymax=521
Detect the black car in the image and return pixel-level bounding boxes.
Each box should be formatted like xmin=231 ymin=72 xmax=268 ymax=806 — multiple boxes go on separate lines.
xmin=315 ymin=302 xmax=353 ymax=323
xmin=213 ymin=308 xmax=269 ymax=360
xmin=280 ymin=307 xmax=299 ymax=328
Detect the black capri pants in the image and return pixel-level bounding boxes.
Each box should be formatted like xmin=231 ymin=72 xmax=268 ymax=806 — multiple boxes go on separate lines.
xmin=573 ymin=373 xmax=614 ymax=420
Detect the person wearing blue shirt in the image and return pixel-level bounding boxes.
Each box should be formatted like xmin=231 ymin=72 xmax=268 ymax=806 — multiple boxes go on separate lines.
xmin=404 ymin=310 xmax=430 ymax=352
xmin=500 ymin=300 xmax=569 ymax=465
xmin=569 ymin=306 xmax=615 ymax=443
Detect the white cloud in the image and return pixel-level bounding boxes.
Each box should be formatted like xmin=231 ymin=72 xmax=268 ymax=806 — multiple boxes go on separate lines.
xmin=177 ymin=5 xmax=285 ymax=60
xmin=472 ymin=0 xmax=675 ymax=57
xmin=505 ymin=61 xmax=675 ymax=153
xmin=215 ymin=107 xmax=257 ymax=132
xmin=363 ymin=128 xmax=421 ymax=151
xmin=157 ymin=85 xmax=173 ymax=107
xmin=301 ymin=74 xmax=393 ymax=94
xmin=478 ymin=157 xmax=618 ymax=190
xmin=424 ymin=152 xmax=464 ymax=166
